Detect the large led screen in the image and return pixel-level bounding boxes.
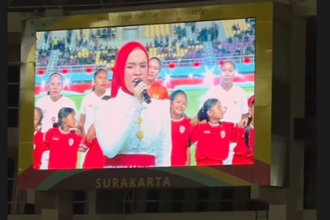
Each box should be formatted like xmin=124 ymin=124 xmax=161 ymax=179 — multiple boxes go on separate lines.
xmin=34 ymin=19 xmax=256 ymax=170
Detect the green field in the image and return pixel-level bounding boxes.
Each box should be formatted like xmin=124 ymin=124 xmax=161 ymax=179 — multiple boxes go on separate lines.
xmin=36 ymin=87 xmax=254 ymax=168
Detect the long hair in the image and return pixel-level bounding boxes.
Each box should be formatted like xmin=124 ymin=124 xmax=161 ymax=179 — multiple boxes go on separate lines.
xmin=197 ymin=98 xmax=219 ymax=122
xmin=244 ymin=99 xmax=254 ymax=151
xmin=53 ymin=107 xmax=75 ymax=128
xmin=247 ymin=98 xmax=255 ymax=126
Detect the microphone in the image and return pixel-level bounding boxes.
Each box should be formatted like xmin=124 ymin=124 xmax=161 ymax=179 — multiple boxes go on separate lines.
xmin=134 ymin=79 xmax=152 ymax=104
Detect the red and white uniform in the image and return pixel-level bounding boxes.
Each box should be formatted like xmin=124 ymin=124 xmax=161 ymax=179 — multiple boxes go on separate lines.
xmin=36 ymin=96 xmax=77 ymax=133
xmin=33 ymin=130 xmax=46 ymax=170
xmin=83 ymin=139 xmax=105 ymax=169
xmin=80 ymin=93 xmax=107 ymax=169
xmin=80 ymin=92 xmax=106 ymax=133
xmin=171 ymin=118 xmax=191 ymax=166
xmin=43 ymin=128 xmax=87 ymax=170
xmin=202 ymin=85 xmax=248 ymax=123
xmin=248 ymin=95 xmax=255 ymax=107
xmin=149 ymin=82 xmax=169 ymax=100
xmin=190 ymin=122 xmax=236 ymax=166
xmin=232 ymin=124 xmax=254 ymax=165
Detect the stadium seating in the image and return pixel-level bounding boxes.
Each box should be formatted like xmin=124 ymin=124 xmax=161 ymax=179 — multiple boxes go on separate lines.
xmin=173 ymin=23 xmax=185 ymax=36
xmin=76 ymin=30 xmax=81 ymax=41
xmin=76 ymin=29 xmax=91 ymax=42
xmin=223 ymin=21 xmax=233 ymax=38
xmin=85 ymin=30 xmax=90 ymax=40
xmin=95 ymin=51 xmax=101 ymax=65
xmin=37 ymin=20 xmax=255 ymax=68
xmin=145 ymin=24 xmax=170 ymax=38
xmin=222 ymin=20 xmax=249 ymax=38
xmin=36 ymin=32 xmax=41 ymax=41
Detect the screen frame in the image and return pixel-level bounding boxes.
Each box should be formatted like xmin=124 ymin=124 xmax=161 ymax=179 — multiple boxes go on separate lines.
xmin=18 ymin=2 xmax=273 ymax=190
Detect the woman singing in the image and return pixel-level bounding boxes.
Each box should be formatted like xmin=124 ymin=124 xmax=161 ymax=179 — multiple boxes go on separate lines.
xmin=93 ymin=42 xmax=172 ymax=168
xmin=148 ymin=57 xmax=169 ymax=100
xmin=36 ymin=73 xmax=77 ymax=133
xmin=191 ymin=98 xmax=236 ymax=166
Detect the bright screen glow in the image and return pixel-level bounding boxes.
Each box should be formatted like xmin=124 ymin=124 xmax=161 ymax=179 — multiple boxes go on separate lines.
xmin=34 ymin=19 xmax=255 ymax=170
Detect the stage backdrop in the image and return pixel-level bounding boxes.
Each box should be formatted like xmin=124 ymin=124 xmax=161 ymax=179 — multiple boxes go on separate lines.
xmin=18 ymin=3 xmax=273 ymax=190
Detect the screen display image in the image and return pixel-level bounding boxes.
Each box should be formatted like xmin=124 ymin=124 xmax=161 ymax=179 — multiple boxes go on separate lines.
xmin=34 ymin=19 xmax=256 ymax=170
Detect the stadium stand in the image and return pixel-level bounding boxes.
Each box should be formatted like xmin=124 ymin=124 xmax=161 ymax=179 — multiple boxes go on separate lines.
xmin=222 ymin=19 xmax=250 ymax=38
xmin=213 ymin=19 xmax=255 ymax=56
xmin=36 ymin=20 xmax=255 ymax=68
xmin=145 ymin=24 xmax=171 ymax=38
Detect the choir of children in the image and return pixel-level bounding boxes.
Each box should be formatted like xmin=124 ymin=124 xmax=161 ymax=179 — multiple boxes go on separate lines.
xmin=169 ymin=93 xmax=255 ymax=167
xmin=33 ymin=91 xmax=255 ymax=169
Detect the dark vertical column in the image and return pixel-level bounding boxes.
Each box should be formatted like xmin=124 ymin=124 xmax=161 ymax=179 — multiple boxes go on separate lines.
xmin=38 ymin=192 xmax=73 ymax=220
xmin=269 ymin=4 xmax=306 ymax=220
xmin=85 ymin=190 xmax=97 ymax=214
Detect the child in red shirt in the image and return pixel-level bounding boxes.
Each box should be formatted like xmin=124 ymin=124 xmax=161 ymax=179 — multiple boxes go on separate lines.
xmin=170 ymin=90 xmax=192 ymax=166
xmin=44 ymin=107 xmax=88 ymax=170
xmin=81 ymin=95 xmax=111 ymax=169
xmin=82 ymin=138 xmax=105 ymax=169
xmin=33 ymin=107 xmax=46 ymax=170
xmin=232 ymin=98 xmax=255 ymax=165
xmin=191 ymin=98 xmax=236 ymax=166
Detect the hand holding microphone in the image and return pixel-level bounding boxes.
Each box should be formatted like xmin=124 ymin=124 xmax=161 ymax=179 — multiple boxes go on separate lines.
xmin=133 ymin=79 xmax=152 ymax=104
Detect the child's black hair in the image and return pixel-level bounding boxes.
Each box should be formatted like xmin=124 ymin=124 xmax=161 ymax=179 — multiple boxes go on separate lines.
xmin=34 ymin=107 xmax=43 ymax=125
xmin=92 ymin=69 xmax=108 ymax=91
xmin=149 ymin=57 xmax=162 ymax=71
xmin=101 ymin=95 xmax=111 ymax=100
xmin=247 ymin=99 xmax=255 ymax=126
xmin=169 ymin=89 xmax=187 ymax=102
xmin=47 ymin=73 xmax=63 ymax=95
xmin=53 ymin=107 xmax=75 ymax=128
xmin=245 ymin=99 xmax=255 ymax=151
xmin=197 ymin=98 xmax=219 ymax=122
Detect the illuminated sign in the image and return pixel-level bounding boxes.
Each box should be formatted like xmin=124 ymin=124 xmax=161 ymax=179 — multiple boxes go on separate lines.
xmin=33 ymin=19 xmax=255 ymax=170
xmin=96 ymin=177 xmax=171 ymax=188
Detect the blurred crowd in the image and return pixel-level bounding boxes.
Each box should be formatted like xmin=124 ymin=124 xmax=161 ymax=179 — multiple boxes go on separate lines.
xmin=36 ymin=48 xmax=51 ymax=66
xmin=90 ymin=28 xmax=116 ymax=41
xmin=213 ymin=18 xmax=256 ymax=56
xmin=56 ymin=28 xmax=118 ymax=65
xmin=145 ymin=30 xmax=205 ymax=60
xmin=37 ymin=19 xmax=256 ymax=67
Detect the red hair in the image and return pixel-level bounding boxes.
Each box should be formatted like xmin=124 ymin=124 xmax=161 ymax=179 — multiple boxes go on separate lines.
xmin=110 ymin=42 xmax=149 ymax=98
